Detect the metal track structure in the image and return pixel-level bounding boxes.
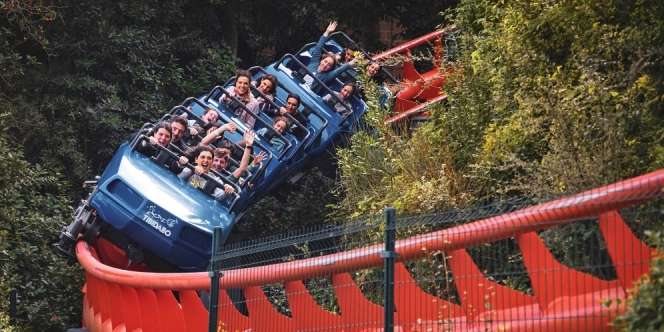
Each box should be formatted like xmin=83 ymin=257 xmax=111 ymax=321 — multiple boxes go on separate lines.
xmin=75 ymin=169 xmax=663 ymax=331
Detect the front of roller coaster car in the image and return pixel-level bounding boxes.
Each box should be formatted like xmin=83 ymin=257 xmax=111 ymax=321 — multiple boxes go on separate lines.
xmin=83 ymin=141 xmax=235 ymax=271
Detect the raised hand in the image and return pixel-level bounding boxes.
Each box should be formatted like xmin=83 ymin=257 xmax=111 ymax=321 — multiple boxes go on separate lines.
xmin=252 ymin=150 xmax=268 ymax=166
xmin=244 ymin=130 xmax=256 ymax=147
xmin=324 ymin=21 xmax=338 ymax=36
xmin=222 ymin=122 xmax=237 ymax=133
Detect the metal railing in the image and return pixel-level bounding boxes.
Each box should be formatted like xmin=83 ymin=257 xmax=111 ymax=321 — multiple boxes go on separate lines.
xmin=75 ymin=168 xmax=664 ymax=332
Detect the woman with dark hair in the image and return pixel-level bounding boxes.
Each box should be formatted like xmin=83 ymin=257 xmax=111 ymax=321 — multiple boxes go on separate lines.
xmin=221 ymin=69 xmax=255 ymax=106
xmin=178 ymin=145 xmax=236 ymax=200
xmin=306 ymin=21 xmax=355 ymax=88
xmin=241 ymin=75 xmax=279 ymax=128
xmin=323 ymin=83 xmax=355 ymax=115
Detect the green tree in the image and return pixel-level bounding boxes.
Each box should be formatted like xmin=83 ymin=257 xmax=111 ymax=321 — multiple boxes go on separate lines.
xmin=0 ymin=132 xmax=83 ymax=330
xmin=2 ymin=0 xmax=236 ymax=199
xmin=337 ymin=0 xmax=664 ymax=216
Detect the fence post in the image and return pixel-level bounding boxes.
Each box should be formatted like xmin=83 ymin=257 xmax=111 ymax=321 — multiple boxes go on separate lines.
xmin=208 ymin=227 xmax=224 ymax=332
xmin=383 ymin=207 xmax=397 ymax=332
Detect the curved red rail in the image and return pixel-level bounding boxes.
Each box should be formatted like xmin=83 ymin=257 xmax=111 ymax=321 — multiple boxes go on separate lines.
xmin=79 ymin=169 xmax=663 ymax=290
xmin=77 ymin=169 xmax=662 ymax=332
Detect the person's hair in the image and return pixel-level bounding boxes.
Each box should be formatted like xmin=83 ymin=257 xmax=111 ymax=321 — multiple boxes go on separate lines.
xmin=286 ymin=93 xmax=301 ymax=106
xmin=235 ymin=69 xmax=252 ymax=82
xmin=342 ymin=82 xmax=356 ymax=94
xmin=171 ymin=116 xmax=188 ymax=129
xmin=192 ymin=144 xmax=214 ymax=158
xmin=214 ymin=147 xmax=231 ymax=158
xmin=215 ymin=138 xmax=234 ymax=150
xmin=153 ymin=122 xmax=172 ymax=136
xmin=258 ymin=74 xmax=278 ymax=93
xmin=274 ymin=116 xmax=289 ymax=126
xmin=321 ymin=53 xmax=337 ymax=67
xmin=205 ymin=108 xmax=217 ymax=116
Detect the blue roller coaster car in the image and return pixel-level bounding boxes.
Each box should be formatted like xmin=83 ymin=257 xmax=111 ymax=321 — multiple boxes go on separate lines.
xmin=56 ymin=32 xmax=366 ymax=271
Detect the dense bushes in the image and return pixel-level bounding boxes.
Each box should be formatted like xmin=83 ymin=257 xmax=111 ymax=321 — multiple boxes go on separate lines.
xmin=614 ymin=230 xmax=664 ymax=331
xmin=337 ymin=0 xmax=664 ymax=213
xmin=335 ymin=0 xmax=664 ymax=329
xmin=0 ymin=133 xmax=82 ymax=330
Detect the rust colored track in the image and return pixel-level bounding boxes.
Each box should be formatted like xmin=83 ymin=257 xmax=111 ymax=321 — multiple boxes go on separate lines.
xmin=371 ymin=29 xmax=456 ymax=124
xmin=77 ymin=169 xmax=663 ymax=331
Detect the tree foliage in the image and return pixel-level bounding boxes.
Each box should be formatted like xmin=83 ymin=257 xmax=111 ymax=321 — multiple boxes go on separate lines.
xmin=337 ymin=0 xmax=664 ymax=216
xmin=2 ymin=0 xmax=236 ymax=199
xmin=613 ymin=229 xmax=664 ymax=331
xmin=0 ymin=131 xmax=82 ymax=330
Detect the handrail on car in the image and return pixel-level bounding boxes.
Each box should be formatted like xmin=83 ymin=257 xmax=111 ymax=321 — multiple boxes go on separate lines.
xmin=130 ymin=125 xmax=242 ymax=195
xmin=249 ymin=66 xmax=331 ymax=153
xmin=129 ymin=131 xmax=241 ymax=210
xmin=275 ymin=53 xmax=355 ymax=120
xmin=328 ymin=31 xmax=398 ymax=84
xmin=186 ymin=97 xmax=275 ymax=192
xmin=249 ymin=66 xmax=331 ymax=128
xmin=167 ymin=100 xmax=273 ymax=190
xmin=182 ymin=97 xmax=275 ymax=186
xmin=204 ymin=86 xmax=293 ymax=160
xmin=231 ymin=66 xmax=312 ymax=141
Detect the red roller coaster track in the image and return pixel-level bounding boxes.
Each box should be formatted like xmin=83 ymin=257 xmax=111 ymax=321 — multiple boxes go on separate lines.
xmin=372 ymin=29 xmax=455 ymax=125
xmin=76 ymin=168 xmax=662 ymax=331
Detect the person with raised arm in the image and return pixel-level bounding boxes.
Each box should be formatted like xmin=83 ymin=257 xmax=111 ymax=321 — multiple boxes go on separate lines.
xmin=211 ymin=131 xmax=267 ymax=183
xmin=178 ymin=145 xmax=236 ymax=201
xmin=306 ymin=21 xmax=356 ymax=89
xmin=200 ymin=122 xmax=238 ymax=147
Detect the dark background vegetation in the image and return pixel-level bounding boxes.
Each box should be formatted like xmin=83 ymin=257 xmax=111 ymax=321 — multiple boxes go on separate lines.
xmin=1 ymin=0 xmax=663 ymax=330
xmin=0 ymin=0 xmax=453 ymax=329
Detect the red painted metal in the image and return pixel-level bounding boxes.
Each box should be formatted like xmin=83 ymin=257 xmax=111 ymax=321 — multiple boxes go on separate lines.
xmin=245 ymin=286 xmax=294 ymax=331
xmin=394 ymin=262 xmax=465 ymax=331
xmin=371 ymin=29 xmax=456 ymax=125
xmin=331 ymin=273 xmax=383 ymax=330
xmin=449 ymin=248 xmax=540 ymax=324
xmin=372 ymin=30 xmax=446 ymax=61
xmin=217 ymin=289 xmax=251 ymax=331
xmin=598 ymin=210 xmax=655 ymax=290
xmin=284 ymin=280 xmax=345 ymax=330
xmin=75 ymin=169 xmax=664 ymax=331
xmin=391 ymin=94 xmax=448 ymax=123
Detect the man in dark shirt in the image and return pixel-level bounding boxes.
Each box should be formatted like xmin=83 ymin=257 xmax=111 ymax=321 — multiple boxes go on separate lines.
xmin=135 ymin=122 xmax=188 ymax=172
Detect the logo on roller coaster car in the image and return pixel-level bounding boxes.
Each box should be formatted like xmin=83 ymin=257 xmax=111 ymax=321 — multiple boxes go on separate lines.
xmin=142 ymin=205 xmax=179 ymax=237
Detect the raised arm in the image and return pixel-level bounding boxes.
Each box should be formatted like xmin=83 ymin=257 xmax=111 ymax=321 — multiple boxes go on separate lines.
xmin=233 ymin=130 xmax=255 ymax=178
xmin=201 ymin=122 xmax=237 ymax=145
xmin=309 ymin=21 xmax=338 ymax=71
xmin=322 ymin=21 xmax=337 ymax=37
xmin=321 ymin=63 xmax=352 ymax=84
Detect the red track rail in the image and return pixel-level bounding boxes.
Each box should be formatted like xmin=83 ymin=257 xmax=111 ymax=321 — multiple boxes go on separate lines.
xmin=77 ymin=169 xmax=663 ymax=331
xmin=370 ymin=28 xmax=456 ymax=124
